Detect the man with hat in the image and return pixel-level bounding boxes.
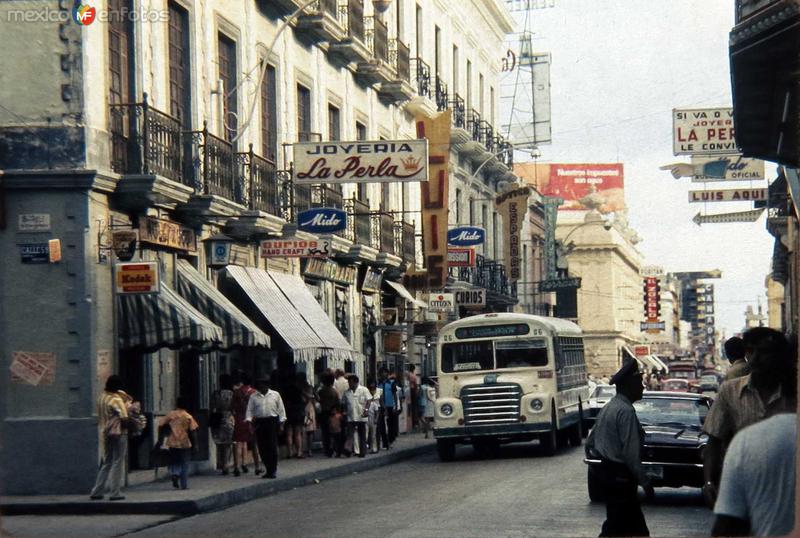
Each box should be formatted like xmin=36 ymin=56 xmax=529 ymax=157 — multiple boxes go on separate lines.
xmin=585 ymin=357 xmax=650 ymax=537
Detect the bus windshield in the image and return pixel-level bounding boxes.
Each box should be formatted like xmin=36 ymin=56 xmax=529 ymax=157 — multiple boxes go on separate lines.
xmin=441 ymin=338 xmax=549 ymax=373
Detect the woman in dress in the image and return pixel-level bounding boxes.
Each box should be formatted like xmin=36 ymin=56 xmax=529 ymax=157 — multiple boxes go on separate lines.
xmin=231 ymin=372 xmax=262 ymax=476
xmin=302 ymin=378 xmax=317 ymax=457
xmin=282 ymin=372 xmax=307 ymax=458
xmin=210 ymin=374 xmax=235 ymax=475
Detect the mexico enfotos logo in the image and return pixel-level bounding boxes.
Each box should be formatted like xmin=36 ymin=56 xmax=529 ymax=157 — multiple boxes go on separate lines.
xmin=6 ymin=4 xmax=168 ymax=24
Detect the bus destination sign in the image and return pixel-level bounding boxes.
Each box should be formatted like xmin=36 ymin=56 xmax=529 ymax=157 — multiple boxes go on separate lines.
xmin=455 ymin=323 xmax=531 ymax=339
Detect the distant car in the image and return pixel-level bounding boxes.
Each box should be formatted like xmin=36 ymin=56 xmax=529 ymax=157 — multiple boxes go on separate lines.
xmin=583 ymin=385 xmax=616 ymax=431
xmin=661 ymin=378 xmax=690 ymax=392
xmin=585 ymin=391 xmax=711 ymax=502
xmin=699 ymin=374 xmax=720 ymax=393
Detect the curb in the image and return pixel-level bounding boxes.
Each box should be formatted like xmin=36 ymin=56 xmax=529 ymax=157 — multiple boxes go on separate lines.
xmin=1 ymin=442 xmax=435 ymax=516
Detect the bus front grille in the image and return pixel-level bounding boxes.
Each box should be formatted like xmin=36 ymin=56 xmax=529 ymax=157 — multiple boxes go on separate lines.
xmin=460 ymin=383 xmax=522 ymax=425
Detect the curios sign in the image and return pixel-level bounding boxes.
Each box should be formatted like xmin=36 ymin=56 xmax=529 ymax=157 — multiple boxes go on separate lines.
xmin=455 ymin=289 xmax=485 ymax=307
xmin=292 ymin=140 xmax=428 ymax=184
xmin=447 ymin=226 xmax=485 ymax=246
xmin=260 ymin=239 xmax=330 ymax=258
xmin=298 ymin=208 xmax=347 ymax=234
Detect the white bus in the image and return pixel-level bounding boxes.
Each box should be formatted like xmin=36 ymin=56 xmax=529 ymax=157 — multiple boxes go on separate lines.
xmin=433 ymin=313 xmax=590 ymax=461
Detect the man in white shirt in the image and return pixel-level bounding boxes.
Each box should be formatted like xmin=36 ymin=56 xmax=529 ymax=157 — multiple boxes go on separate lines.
xmin=341 ymin=375 xmax=371 ymax=457
xmin=245 ymin=377 xmax=286 ymax=479
xmin=333 ymin=369 xmax=349 ymax=398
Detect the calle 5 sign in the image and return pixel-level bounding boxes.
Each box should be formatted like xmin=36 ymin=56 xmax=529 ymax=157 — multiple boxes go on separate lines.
xmin=292 ymin=140 xmax=428 ymax=184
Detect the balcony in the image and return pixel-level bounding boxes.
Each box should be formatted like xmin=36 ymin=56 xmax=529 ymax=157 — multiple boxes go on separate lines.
xmin=449 ymin=255 xmax=517 ymax=306
xmin=404 ymin=58 xmax=437 ymax=117
xmin=109 ymin=95 xmax=195 ymax=208
xmin=377 ymin=39 xmax=415 ymax=102
xmin=311 ymin=184 xmax=345 ymax=210
xmin=328 ymin=0 xmax=371 ymax=65
xmin=371 ymin=211 xmax=396 ymax=255
xmin=187 ymin=123 xmax=237 ymax=201
xmin=394 ymin=220 xmax=416 ymax=266
xmin=458 ymin=108 xmax=484 ymax=157
xmin=435 ymin=76 xmax=449 ymax=112
xmin=344 ymin=197 xmax=371 ymax=246
xmin=295 ymin=0 xmax=346 ymax=43
xmin=226 ymin=147 xmax=291 ymax=237
xmin=357 ymin=16 xmax=395 ymax=85
xmin=448 ymin=94 xmax=470 ymax=145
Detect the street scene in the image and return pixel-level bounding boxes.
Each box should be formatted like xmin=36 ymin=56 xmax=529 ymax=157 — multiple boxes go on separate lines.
xmin=0 ymin=0 xmax=798 ymax=537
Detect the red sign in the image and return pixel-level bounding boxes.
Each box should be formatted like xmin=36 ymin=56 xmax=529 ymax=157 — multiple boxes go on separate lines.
xmin=447 ymin=247 xmax=475 ymax=267
xmin=633 ymin=345 xmax=651 ymax=358
xmin=514 ymin=163 xmax=625 ymax=213
xmin=644 ymin=277 xmax=660 ymax=323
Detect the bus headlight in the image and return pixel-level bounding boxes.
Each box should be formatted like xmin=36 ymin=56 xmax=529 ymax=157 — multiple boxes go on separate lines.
xmin=440 ymin=403 xmax=454 ymax=417
xmin=530 ymin=399 xmax=544 ymax=412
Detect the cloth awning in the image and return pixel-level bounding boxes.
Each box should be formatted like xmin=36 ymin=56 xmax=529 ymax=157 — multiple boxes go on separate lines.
xmin=117 ymin=283 xmax=224 ymax=351
xmin=649 ymin=355 xmax=669 ymax=374
xmin=222 ymin=266 xmax=357 ymax=363
xmin=175 ymin=260 xmax=270 ymax=350
xmin=385 ymin=280 xmax=427 ymax=309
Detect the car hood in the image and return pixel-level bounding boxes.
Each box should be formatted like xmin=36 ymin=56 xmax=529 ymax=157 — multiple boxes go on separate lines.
xmin=643 ymin=425 xmax=708 ymax=446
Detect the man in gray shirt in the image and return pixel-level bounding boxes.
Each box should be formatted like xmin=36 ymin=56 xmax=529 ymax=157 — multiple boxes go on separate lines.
xmin=586 ymin=358 xmax=650 ymax=537
xmin=712 ymin=412 xmax=796 ymax=536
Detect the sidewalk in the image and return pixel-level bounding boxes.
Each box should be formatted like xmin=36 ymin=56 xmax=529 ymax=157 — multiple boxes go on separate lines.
xmin=1 ymin=434 xmax=435 ymax=516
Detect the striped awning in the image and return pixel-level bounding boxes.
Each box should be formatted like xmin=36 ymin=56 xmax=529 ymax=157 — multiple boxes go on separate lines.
xmin=222 ymin=266 xmax=357 ymax=363
xmin=117 ymin=283 xmax=224 ymax=351
xmin=385 ymin=280 xmax=428 ymax=309
xmin=175 ymin=260 xmax=270 ymax=350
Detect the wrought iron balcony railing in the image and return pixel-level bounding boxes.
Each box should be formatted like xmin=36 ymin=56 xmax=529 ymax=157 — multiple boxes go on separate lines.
xmin=237 ymin=144 xmax=282 ymax=214
xmin=467 ymin=108 xmax=482 ymax=142
xmin=344 ymin=197 xmax=371 ymax=246
xmin=364 ymin=15 xmax=389 ymax=62
xmin=389 ymin=39 xmax=410 ymax=81
xmin=449 ymin=94 xmax=466 ymax=129
xmin=311 ymin=184 xmax=344 ymax=210
xmin=109 ymin=93 xmax=186 ymax=186
xmin=450 ymin=255 xmax=515 ymax=299
xmin=187 ymin=121 xmax=237 ymax=200
xmin=479 ymin=120 xmax=495 ymax=153
xmin=435 ymin=76 xmax=449 ymax=112
xmin=394 ymin=220 xmax=415 ymax=264
xmin=412 ymin=58 xmax=431 ymax=98
xmin=371 ymin=211 xmax=395 ymax=254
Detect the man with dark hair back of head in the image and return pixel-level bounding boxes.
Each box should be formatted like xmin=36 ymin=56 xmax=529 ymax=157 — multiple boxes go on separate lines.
xmin=723 ymin=337 xmax=749 ymax=381
xmin=702 ymin=327 xmax=795 ymax=509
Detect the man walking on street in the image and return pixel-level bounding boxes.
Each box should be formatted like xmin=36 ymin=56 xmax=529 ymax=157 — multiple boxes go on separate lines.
xmin=245 ymin=377 xmax=286 ymax=479
xmin=723 ymin=336 xmax=749 ymax=381
xmin=702 ymin=327 xmax=794 ymax=508
xmin=586 ymin=358 xmax=650 ymax=537
xmin=378 ymin=368 xmax=399 ymax=446
xmin=341 ymin=375 xmax=371 ymax=457
xmin=317 ymin=371 xmax=339 ymax=457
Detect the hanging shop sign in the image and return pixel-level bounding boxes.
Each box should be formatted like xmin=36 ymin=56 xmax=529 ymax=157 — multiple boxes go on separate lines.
xmin=643 ymin=276 xmax=661 ymax=330
xmin=19 ymin=243 xmax=50 ymax=264
xmin=447 ymin=247 xmax=476 ymax=267
xmin=690 ymin=155 xmax=765 ymax=182
xmin=455 ymin=288 xmax=486 ymax=307
xmin=688 ymin=187 xmax=767 ymax=203
xmin=361 ymin=269 xmax=383 ymax=293
xmin=673 ymin=107 xmax=737 ymax=156
xmin=297 ymin=207 xmax=347 ymax=234
xmin=538 ymin=277 xmax=582 ymax=292
xmin=405 ymin=112 xmax=451 ymax=290
xmin=261 ymin=238 xmax=331 ymax=258
xmin=641 ymin=321 xmax=666 ymax=331
xmin=18 ymin=213 xmax=51 ymax=232
xmin=495 ymin=186 xmax=531 ymax=282
xmin=447 ymin=226 xmax=485 ymax=246
xmin=138 ymin=216 xmax=197 ymax=252
xmin=639 ymin=265 xmax=664 ymax=277
xmin=115 ymin=262 xmax=159 ymax=294
xmin=303 ymin=257 xmax=356 ymax=283
xmin=292 ymin=139 xmax=428 ymax=184
xmin=427 ymin=293 xmax=455 ymax=313
xmin=633 ymin=345 xmax=651 ymax=358
xmin=112 ymin=230 xmax=139 ymax=262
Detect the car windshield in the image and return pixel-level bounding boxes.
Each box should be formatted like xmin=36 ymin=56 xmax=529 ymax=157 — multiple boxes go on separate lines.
xmin=592 ymin=386 xmax=616 ymax=399
xmin=633 ymin=398 xmax=710 ymax=428
xmin=663 ymin=380 xmax=688 ymax=390
xmin=700 ymin=375 xmax=717 ymax=383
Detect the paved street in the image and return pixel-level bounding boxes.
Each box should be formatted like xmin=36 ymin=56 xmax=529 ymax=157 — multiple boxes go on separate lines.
xmin=3 ymin=442 xmax=712 ymax=538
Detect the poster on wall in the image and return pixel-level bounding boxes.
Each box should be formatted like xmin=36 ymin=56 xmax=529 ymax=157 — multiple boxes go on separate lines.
xmin=10 ymin=351 xmax=56 ymax=386
xmin=513 ymin=163 xmax=625 ymax=213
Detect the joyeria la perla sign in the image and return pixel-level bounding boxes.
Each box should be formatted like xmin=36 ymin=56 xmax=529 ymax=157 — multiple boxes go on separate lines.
xmin=292 ymin=140 xmax=429 ymax=184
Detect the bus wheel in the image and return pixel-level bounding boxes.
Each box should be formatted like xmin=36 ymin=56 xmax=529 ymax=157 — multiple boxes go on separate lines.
xmin=540 ymin=408 xmax=558 ymax=457
xmin=437 ymin=439 xmax=456 ymax=462
xmin=568 ymin=406 xmax=583 ymax=447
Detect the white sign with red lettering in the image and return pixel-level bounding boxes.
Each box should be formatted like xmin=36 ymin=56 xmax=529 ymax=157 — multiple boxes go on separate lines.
xmin=673 ymin=108 xmax=738 ymax=156
xmin=259 ymin=239 xmax=331 ymax=258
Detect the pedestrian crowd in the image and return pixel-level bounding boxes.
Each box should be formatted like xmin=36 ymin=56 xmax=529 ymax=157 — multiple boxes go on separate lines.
xmin=89 ymin=365 xmax=435 ymax=499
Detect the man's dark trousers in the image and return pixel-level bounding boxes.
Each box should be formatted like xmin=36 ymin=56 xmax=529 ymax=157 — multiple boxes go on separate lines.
xmin=377 ymin=408 xmax=389 ymax=449
xmin=254 ymin=417 xmax=279 ymax=476
xmin=596 ymin=461 xmax=649 ymax=537
xmin=386 ymin=407 xmax=398 ymax=443
xmin=320 ymin=413 xmax=333 ymax=456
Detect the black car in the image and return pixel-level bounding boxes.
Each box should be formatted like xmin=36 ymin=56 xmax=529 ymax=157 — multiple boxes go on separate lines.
xmin=584 ymin=391 xmax=712 ymax=502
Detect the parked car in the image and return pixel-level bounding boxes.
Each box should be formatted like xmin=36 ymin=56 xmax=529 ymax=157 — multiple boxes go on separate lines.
xmin=583 ymin=384 xmax=616 ymax=432
xmin=585 ymin=391 xmax=712 ymax=502
xmin=661 ymin=378 xmax=690 ymax=392
xmin=698 ymin=374 xmax=720 ymax=393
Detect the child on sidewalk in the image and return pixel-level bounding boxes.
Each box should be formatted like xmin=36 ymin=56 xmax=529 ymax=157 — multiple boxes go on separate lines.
xmin=329 ymin=403 xmax=345 ymax=457
xmin=158 ymin=396 xmax=199 ymax=490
